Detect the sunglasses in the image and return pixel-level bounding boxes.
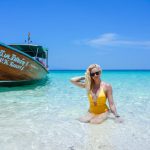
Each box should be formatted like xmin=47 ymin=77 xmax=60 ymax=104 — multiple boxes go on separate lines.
xmin=90 ymin=71 xmax=100 ymax=77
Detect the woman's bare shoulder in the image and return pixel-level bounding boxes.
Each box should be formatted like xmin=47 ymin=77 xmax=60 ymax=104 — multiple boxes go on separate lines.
xmin=101 ymin=81 xmax=112 ymax=91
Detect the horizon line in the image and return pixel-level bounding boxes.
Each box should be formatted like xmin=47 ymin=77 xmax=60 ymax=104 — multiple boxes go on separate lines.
xmin=49 ymin=69 xmax=150 ymax=71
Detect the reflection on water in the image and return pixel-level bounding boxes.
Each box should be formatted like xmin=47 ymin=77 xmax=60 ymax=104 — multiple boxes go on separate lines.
xmin=0 ymin=76 xmax=51 ymax=93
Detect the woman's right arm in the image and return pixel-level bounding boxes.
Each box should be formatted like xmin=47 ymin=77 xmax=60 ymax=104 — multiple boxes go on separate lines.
xmin=70 ymin=76 xmax=86 ymax=88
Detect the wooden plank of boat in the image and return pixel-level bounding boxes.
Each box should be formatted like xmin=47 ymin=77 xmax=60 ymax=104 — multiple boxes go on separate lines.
xmin=0 ymin=42 xmax=48 ymax=86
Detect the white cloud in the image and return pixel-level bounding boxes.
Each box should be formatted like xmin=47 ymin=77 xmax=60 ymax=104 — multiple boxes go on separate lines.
xmin=84 ymin=33 xmax=150 ymax=48
xmin=87 ymin=33 xmax=117 ymax=45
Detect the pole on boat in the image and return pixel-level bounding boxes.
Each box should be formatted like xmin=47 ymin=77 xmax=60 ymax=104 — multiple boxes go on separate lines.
xmin=28 ymin=32 xmax=30 ymax=44
xmin=36 ymin=48 xmax=39 ymax=58
xmin=46 ymin=49 xmax=48 ymax=69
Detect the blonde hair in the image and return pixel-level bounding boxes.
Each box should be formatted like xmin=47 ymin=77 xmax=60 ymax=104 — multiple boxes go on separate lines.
xmin=85 ymin=64 xmax=102 ymax=91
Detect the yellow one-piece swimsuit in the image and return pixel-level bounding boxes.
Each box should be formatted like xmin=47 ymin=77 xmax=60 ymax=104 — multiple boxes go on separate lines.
xmin=88 ymin=88 xmax=109 ymax=114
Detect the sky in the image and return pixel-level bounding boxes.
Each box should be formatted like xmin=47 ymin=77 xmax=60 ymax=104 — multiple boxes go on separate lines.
xmin=0 ymin=0 xmax=150 ymax=70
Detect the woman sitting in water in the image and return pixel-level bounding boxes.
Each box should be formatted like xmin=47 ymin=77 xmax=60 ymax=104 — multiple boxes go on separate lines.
xmin=70 ymin=64 xmax=123 ymax=124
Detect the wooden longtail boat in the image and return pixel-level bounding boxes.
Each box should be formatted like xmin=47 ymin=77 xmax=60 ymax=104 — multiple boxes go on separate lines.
xmin=0 ymin=40 xmax=48 ymax=86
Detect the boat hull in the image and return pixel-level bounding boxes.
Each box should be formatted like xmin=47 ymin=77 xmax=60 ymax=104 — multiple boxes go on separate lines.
xmin=0 ymin=43 xmax=48 ymax=86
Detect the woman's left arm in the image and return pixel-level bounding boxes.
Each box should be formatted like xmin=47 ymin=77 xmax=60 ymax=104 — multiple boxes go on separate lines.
xmin=106 ymin=84 xmax=120 ymax=118
xmin=106 ymin=84 xmax=123 ymax=122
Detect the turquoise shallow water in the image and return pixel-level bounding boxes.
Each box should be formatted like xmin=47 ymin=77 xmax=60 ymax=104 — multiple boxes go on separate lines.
xmin=0 ymin=70 xmax=150 ymax=150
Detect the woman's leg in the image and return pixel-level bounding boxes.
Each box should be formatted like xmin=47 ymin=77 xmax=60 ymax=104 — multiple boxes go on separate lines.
xmin=90 ymin=111 xmax=109 ymax=124
xmin=78 ymin=112 xmax=95 ymax=123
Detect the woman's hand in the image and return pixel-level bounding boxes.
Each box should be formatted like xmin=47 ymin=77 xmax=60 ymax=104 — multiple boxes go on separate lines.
xmin=70 ymin=76 xmax=85 ymax=88
xmin=115 ymin=116 xmax=124 ymax=123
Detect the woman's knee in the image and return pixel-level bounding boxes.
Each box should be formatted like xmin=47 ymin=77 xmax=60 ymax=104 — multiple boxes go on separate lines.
xmin=78 ymin=113 xmax=95 ymax=123
xmin=90 ymin=118 xmax=104 ymax=124
xmin=90 ymin=114 xmax=108 ymax=124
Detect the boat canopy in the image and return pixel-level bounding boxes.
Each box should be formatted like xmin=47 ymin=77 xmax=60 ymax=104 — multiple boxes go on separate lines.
xmin=9 ymin=44 xmax=47 ymax=58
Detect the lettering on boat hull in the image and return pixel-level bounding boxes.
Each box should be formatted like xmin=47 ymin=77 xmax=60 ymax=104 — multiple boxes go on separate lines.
xmin=0 ymin=49 xmax=29 ymax=71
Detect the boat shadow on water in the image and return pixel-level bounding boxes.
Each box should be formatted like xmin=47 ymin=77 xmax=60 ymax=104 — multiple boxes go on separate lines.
xmin=0 ymin=76 xmax=51 ymax=92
